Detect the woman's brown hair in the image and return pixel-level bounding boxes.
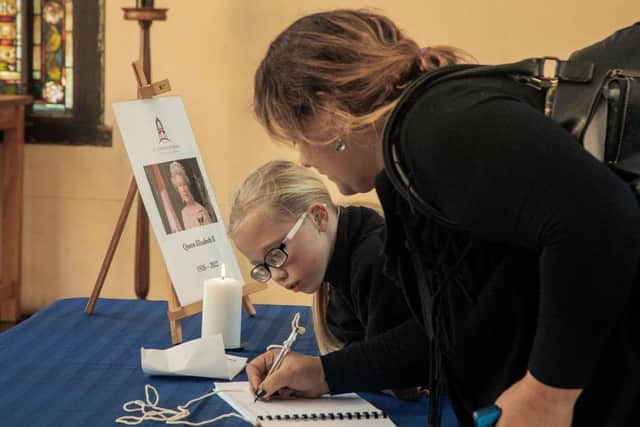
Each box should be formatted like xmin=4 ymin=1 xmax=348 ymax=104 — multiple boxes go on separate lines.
xmin=254 ymin=9 xmax=470 ymax=145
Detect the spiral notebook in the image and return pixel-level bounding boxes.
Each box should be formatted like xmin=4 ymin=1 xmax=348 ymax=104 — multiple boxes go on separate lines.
xmin=215 ymin=382 xmax=396 ymax=426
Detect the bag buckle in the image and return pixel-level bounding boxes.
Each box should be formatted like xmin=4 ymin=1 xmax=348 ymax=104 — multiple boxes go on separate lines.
xmin=540 ymin=56 xmax=560 ymax=80
xmin=514 ymin=57 xmax=561 ymax=92
xmin=534 ymin=57 xmax=560 ymax=116
xmin=529 ymin=57 xmax=560 ymax=88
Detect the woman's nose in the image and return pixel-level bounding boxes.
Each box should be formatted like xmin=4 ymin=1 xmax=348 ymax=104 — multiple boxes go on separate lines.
xmin=298 ymin=149 xmax=312 ymax=168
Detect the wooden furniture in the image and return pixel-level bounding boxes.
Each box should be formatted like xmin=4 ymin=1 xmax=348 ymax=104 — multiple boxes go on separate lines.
xmin=0 ymin=95 xmax=33 ymax=322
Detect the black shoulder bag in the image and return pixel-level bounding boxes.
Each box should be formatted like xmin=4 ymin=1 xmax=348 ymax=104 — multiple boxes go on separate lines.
xmin=383 ymin=22 xmax=640 ymax=226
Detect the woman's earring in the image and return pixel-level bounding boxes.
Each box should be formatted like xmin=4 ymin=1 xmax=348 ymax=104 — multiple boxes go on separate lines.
xmin=335 ymin=139 xmax=347 ymax=152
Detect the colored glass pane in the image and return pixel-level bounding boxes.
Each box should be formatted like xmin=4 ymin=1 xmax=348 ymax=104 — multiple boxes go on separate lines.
xmin=32 ymin=44 xmax=40 ymax=71
xmin=0 ymin=0 xmax=21 ymax=94
xmin=32 ymin=13 xmax=40 ymax=45
xmin=32 ymin=0 xmax=72 ymax=112
xmin=64 ymin=29 xmax=70 ymax=65
xmin=63 ymin=64 xmax=70 ymax=108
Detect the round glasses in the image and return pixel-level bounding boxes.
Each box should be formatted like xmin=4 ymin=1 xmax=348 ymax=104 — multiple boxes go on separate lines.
xmin=250 ymin=212 xmax=307 ymax=283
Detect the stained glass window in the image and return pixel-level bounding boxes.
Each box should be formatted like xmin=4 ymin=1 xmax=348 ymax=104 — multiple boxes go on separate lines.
xmin=0 ymin=0 xmax=22 ymax=95
xmin=0 ymin=0 xmax=109 ymax=145
xmin=31 ymin=0 xmax=72 ymax=112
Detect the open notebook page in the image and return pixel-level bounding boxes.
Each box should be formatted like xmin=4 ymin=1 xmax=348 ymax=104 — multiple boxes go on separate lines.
xmin=215 ymin=382 xmax=395 ymax=426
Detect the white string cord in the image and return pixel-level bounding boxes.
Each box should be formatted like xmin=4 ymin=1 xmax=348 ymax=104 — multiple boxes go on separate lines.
xmin=266 ymin=344 xmax=283 ymax=352
xmin=115 ymin=384 xmax=257 ymax=426
xmin=119 ymin=314 xmax=306 ymax=425
xmin=264 ymin=312 xmax=305 ymax=373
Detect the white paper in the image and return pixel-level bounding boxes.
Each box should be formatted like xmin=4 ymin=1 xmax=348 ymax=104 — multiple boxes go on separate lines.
xmin=259 ymin=420 xmax=394 ymax=426
xmin=141 ymin=334 xmax=246 ymax=379
xmin=214 ymin=382 xmax=395 ymax=426
xmin=112 ymin=97 xmax=243 ymax=306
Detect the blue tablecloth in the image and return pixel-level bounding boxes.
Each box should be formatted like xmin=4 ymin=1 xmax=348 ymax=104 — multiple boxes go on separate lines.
xmin=0 ymin=298 xmax=458 ymax=426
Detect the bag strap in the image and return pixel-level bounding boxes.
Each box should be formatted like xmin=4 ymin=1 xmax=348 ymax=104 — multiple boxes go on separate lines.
xmin=381 ymin=58 xmax=595 ymax=227
xmin=406 ymin=57 xmax=594 ymax=88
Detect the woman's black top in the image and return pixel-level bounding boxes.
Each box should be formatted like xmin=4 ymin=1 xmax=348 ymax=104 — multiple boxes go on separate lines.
xmin=321 ymin=76 xmax=640 ymax=426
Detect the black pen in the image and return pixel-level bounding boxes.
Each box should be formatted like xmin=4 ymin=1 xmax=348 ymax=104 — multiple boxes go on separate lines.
xmin=254 ymin=388 xmax=267 ymax=402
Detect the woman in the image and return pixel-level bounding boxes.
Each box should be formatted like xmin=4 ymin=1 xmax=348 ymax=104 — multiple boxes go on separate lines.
xmin=169 ymin=161 xmax=214 ymax=229
xmin=246 ymin=9 xmax=640 ymax=427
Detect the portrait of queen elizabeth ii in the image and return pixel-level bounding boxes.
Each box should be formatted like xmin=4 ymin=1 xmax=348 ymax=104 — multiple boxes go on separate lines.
xmin=144 ymin=158 xmax=218 ymax=235
xmin=169 ymin=161 xmax=216 ymax=230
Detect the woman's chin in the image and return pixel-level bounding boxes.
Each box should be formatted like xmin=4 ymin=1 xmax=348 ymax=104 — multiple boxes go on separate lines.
xmin=336 ymin=180 xmax=373 ymax=195
xmin=336 ymin=182 xmax=357 ymax=195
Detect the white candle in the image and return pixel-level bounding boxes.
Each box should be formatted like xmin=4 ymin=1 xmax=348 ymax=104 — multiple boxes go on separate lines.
xmin=201 ymin=265 xmax=242 ymax=349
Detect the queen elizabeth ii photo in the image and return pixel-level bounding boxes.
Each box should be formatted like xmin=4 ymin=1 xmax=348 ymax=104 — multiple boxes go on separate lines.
xmin=144 ymin=158 xmax=217 ymax=234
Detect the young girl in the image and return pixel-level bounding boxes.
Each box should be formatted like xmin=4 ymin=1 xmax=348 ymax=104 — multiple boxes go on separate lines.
xmin=229 ymin=160 xmax=428 ymax=395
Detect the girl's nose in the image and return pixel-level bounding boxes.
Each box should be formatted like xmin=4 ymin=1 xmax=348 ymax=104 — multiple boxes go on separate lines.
xmin=270 ymin=266 xmax=288 ymax=284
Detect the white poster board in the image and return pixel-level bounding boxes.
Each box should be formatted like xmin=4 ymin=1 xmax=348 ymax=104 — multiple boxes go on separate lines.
xmin=112 ymin=96 xmax=242 ymax=306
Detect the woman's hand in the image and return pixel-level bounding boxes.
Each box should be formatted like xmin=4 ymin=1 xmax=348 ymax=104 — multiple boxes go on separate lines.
xmin=494 ymin=371 xmax=582 ymax=427
xmin=246 ymin=350 xmax=330 ymax=399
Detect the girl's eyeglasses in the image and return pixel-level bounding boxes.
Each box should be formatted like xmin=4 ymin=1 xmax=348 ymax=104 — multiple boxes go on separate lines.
xmin=250 ymin=212 xmax=308 ymax=282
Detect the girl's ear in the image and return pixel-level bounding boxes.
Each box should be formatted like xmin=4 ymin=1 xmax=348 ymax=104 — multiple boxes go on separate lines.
xmin=308 ymin=203 xmax=330 ymax=232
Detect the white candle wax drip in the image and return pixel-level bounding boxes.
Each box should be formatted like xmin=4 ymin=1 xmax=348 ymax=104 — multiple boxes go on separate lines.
xmin=201 ymin=264 xmax=242 ymax=349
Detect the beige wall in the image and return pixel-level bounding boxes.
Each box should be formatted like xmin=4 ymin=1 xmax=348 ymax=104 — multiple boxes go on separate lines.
xmin=16 ymin=0 xmax=638 ymax=313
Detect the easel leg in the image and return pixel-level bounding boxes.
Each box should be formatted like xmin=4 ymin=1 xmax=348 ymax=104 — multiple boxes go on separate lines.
xmin=85 ymin=178 xmax=139 ymax=314
xmin=133 ymin=17 xmax=153 ymax=301
xmin=168 ymin=317 xmax=183 ymax=345
xmin=242 ymin=295 xmax=256 ymax=317
xmin=166 ymin=281 xmax=183 ymax=344
xmin=134 ymin=198 xmax=150 ymax=299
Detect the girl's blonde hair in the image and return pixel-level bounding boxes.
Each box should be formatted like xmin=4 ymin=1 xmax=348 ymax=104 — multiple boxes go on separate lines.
xmin=229 ymin=160 xmax=343 ymax=354
xmin=313 ymin=282 xmax=344 ymax=355
xmin=254 ymin=9 xmax=471 ymax=145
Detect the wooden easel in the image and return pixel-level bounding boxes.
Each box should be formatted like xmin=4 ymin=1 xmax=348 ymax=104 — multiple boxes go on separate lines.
xmin=85 ymin=3 xmax=267 ymax=345
xmin=85 ymin=60 xmax=267 ymax=344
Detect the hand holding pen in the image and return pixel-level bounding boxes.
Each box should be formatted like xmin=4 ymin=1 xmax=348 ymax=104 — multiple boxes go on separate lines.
xmin=254 ymin=312 xmax=307 ymax=401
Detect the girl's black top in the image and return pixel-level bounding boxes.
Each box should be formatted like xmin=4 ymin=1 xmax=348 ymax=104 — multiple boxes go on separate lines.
xmin=323 ymin=206 xmax=429 ymax=386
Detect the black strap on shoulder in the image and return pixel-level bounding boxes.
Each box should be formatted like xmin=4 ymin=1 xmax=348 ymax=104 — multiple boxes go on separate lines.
xmin=381 ymin=58 xmax=595 ymax=227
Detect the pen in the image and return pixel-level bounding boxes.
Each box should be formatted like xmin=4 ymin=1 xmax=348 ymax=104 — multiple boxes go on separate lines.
xmin=254 ymin=344 xmax=288 ymax=401
xmin=473 ymin=404 xmax=501 ymax=427
xmin=254 ymin=312 xmax=306 ymax=402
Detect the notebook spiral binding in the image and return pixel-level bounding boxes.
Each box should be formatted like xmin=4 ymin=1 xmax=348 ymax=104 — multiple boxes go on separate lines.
xmin=257 ymin=411 xmax=388 ymax=421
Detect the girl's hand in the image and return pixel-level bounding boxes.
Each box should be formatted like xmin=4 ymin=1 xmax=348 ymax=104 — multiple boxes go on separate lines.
xmin=494 ymin=371 xmax=582 ymax=427
xmin=246 ymin=350 xmax=330 ymax=399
